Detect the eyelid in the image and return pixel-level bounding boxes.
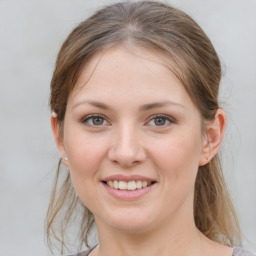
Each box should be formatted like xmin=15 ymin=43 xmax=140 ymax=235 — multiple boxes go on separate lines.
xmin=145 ymin=114 xmax=176 ymax=126
xmin=81 ymin=114 xmax=110 ymax=126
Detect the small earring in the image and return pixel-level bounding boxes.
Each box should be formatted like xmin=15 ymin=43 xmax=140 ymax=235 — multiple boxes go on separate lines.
xmin=63 ymin=157 xmax=69 ymax=161
xmin=52 ymin=111 xmax=57 ymax=118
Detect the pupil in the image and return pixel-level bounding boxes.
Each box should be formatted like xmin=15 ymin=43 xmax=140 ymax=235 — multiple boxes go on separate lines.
xmin=155 ymin=118 xmax=165 ymax=126
xmin=93 ymin=117 xmax=103 ymax=125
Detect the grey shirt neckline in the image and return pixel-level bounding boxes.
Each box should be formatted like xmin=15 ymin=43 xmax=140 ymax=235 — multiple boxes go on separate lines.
xmin=70 ymin=246 xmax=255 ymax=256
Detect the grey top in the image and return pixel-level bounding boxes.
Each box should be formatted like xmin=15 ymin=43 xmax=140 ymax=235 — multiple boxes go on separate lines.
xmin=233 ymin=247 xmax=256 ymax=256
xmin=69 ymin=246 xmax=255 ymax=256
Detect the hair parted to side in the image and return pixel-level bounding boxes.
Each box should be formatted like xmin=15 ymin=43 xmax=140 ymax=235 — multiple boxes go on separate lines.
xmin=47 ymin=0 xmax=241 ymax=252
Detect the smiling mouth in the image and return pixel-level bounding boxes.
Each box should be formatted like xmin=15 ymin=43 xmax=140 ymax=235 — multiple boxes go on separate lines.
xmin=103 ymin=180 xmax=156 ymax=191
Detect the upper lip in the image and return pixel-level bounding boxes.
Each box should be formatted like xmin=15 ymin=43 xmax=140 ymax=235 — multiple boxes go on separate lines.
xmin=102 ymin=174 xmax=156 ymax=182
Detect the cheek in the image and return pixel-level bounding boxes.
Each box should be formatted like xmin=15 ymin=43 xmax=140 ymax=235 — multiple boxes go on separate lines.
xmin=64 ymin=130 xmax=108 ymax=182
xmin=149 ymin=130 xmax=202 ymax=184
xmin=64 ymin=132 xmax=109 ymax=209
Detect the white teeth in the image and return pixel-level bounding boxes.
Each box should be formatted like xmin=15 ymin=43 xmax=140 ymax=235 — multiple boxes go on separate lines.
xmin=142 ymin=181 xmax=147 ymax=188
xmin=136 ymin=180 xmax=142 ymax=189
xmin=108 ymin=180 xmax=113 ymax=188
xmin=127 ymin=181 xmax=136 ymax=190
xmin=106 ymin=180 xmax=153 ymax=190
xmin=113 ymin=180 xmax=119 ymax=189
xmin=118 ymin=181 xmax=128 ymax=190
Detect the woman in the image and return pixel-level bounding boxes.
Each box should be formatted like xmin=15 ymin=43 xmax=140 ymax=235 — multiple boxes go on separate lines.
xmin=46 ymin=1 xmax=254 ymax=256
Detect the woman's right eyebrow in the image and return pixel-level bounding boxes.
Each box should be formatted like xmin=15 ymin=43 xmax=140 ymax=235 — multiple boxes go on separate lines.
xmin=72 ymin=100 xmax=111 ymax=110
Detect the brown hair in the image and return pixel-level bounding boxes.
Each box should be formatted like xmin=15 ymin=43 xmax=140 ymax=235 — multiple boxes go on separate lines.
xmin=47 ymin=1 xmax=241 ymax=253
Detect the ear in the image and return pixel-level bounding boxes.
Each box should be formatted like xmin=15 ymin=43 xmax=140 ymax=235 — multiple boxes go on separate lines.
xmin=51 ymin=112 xmax=69 ymax=167
xmin=199 ymin=108 xmax=226 ymax=166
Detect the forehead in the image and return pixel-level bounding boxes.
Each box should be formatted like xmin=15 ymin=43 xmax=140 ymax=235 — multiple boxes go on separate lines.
xmin=66 ymin=44 xmax=198 ymax=115
xmin=76 ymin=45 xmax=172 ymax=86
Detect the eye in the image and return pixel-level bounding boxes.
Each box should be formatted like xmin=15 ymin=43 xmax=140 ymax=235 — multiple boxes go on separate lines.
xmin=147 ymin=114 xmax=174 ymax=127
xmin=82 ymin=114 xmax=109 ymax=127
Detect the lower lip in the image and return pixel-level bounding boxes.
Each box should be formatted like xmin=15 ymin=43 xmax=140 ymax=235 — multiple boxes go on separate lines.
xmin=102 ymin=182 xmax=156 ymax=200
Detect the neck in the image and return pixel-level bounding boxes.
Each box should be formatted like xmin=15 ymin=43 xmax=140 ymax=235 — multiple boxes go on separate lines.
xmin=95 ymin=216 xmax=203 ymax=256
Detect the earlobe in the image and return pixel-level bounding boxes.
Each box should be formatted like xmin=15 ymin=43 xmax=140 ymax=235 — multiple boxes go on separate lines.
xmin=199 ymin=109 xmax=226 ymax=166
xmin=51 ymin=112 xmax=69 ymax=167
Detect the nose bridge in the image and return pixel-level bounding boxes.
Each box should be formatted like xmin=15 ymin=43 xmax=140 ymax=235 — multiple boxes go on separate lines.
xmin=108 ymin=120 xmax=146 ymax=166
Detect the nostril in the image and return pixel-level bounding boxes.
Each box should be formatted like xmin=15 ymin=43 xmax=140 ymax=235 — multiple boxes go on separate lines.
xmin=107 ymin=139 xmax=147 ymax=167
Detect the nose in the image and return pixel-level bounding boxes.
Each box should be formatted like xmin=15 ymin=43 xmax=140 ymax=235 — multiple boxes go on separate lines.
xmin=107 ymin=123 xmax=147 ymax=167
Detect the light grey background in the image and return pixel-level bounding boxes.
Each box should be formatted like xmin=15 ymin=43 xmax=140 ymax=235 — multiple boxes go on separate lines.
xmin=0 ymin=0 xmax=255 ymax=255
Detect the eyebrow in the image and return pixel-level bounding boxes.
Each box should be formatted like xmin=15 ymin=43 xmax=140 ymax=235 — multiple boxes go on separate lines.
xmin=139 ymin=101 xmax=185 ymax=111
xmin=72 ymin=100 xmax=111 ymax=110
xmin=72 ymin=100 xmax=185 ymax=111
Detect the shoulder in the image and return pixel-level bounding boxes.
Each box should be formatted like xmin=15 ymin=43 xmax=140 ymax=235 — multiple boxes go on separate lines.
xmin=233 ymin=247 xmax=256 ymax=256
xmin=67 ymin=247 xmax=94 ymax=256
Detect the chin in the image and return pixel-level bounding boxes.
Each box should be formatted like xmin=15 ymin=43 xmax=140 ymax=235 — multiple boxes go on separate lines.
xmin=96 ymin=207 xmax=157 ymax=234
xmin=111 ymin=220 xmax=154 ymax=234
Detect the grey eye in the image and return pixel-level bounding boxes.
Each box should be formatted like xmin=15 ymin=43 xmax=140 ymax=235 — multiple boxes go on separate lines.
xmin=147 ymin=114 xmax=174 ymax=127
xmin=154 ymin=117 xmax=167 ymax=126
xmin=82 ymin=115 xmax=108 ymax=127
xmin=92 ymin=116 xmax=104 ymax=125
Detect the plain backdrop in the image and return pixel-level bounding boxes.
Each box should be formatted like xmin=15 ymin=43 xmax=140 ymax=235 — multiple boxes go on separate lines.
xmin=0 ymin=0 xmax=255 ymax=255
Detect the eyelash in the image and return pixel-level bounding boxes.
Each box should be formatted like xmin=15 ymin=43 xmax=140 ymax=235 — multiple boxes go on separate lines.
xmin=81 ymin=114 xmax=175 ymax=128
xmin=147 ymin=114 xmax=175 ymax=127
xmin=81 ymin=114 xmax=109 ymax=127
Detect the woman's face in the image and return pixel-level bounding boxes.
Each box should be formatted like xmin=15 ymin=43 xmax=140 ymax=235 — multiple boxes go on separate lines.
xmin=58 ymin=46 xmax=209 ymax=233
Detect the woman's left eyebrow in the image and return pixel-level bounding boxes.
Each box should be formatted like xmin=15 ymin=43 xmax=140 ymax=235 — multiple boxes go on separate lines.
xmin=139 ymin=101 xmax=185 ymax=111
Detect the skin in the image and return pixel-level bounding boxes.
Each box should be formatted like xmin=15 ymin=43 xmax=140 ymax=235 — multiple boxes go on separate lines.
xmin=52 ymin=45 xmax=231 ymax=256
